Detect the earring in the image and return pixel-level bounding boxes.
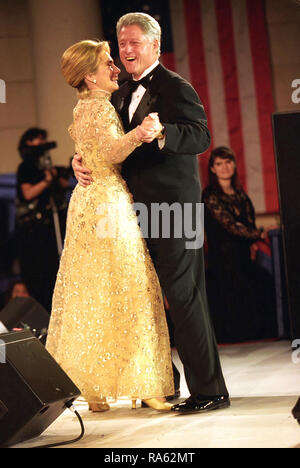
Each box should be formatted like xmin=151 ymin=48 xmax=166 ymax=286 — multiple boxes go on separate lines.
xmin=93 ymin=79 xmax=97 ymax=84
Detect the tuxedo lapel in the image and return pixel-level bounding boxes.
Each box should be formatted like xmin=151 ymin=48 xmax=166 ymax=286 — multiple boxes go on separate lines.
xmin=129 ymin=64 xmax=163 ymax=128
xmin=113 ymin=83 xmax=130 ymax=114
xmin=130 ymin=88 xmax=157 ymax=128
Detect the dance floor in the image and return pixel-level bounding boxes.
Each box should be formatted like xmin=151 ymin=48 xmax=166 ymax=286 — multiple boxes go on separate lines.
xmin=12 ymin=340 xmax=300 ymax=449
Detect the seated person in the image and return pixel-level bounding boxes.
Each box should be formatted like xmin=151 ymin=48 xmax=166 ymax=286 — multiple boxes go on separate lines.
xmin=202 ymin=146 xmax=277 ymax=343
xmin=5 ymin=280 xmax=30 ymax=304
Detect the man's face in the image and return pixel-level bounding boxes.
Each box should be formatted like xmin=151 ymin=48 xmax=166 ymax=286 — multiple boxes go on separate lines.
xmin=118 ymin=25 xmax=159 ymax=80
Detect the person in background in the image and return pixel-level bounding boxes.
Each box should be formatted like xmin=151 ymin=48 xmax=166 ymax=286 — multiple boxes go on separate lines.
xmin=0 ymin=279 xmax=31 ymax=309
xmin=202 ymin=146 xmax=277 ymax=343
xmin=16 ymin=128 xmax=69 ymax=312
xmin=5 ymin=280 xmax=30 ymax=303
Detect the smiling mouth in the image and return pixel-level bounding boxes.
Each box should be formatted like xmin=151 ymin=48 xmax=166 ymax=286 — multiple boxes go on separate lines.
xmin=126 ymin=57 xmax=136 ymax=62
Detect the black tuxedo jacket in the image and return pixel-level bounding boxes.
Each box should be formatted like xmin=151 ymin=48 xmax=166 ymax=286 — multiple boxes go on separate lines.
xmin=111 ymin=64 xmax=210 ymax=206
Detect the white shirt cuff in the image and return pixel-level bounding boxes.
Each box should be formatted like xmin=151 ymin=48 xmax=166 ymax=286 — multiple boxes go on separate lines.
xmin=158 ymin=137 xmax=166 ymax=150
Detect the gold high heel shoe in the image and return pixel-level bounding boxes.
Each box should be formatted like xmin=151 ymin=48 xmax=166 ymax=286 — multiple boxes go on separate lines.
xmin=132 ymin=398 xmax=172 ymax=412
xmin=88 ymin=397 xmax=110 ymax=412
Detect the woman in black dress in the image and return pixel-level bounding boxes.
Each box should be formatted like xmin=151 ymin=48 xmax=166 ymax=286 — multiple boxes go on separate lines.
xmin=202 ymin=146 xmax=277 ymax=343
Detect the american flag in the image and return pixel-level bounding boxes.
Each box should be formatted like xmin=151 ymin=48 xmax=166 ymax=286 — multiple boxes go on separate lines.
xmin=101 ymin=0 xmax=278 ymax=214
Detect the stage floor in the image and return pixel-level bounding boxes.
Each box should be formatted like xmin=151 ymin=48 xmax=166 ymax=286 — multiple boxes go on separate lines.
xmin=13 ymin=340 xmax=300 ymax=449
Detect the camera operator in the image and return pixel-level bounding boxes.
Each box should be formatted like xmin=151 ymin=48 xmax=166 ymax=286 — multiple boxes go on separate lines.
xmin=16 ymin=128 xmax=68 ymax=313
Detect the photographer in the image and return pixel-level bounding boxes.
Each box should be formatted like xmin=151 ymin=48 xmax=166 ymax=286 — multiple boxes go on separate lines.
xmin=16 ymin=128 xmax=68 ymax=313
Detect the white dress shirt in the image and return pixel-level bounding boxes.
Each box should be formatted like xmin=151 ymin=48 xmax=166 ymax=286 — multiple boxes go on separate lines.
xmin=128 ymin=60 xmax=160 ymax=122
xmin=128 ymin=60 xmax=165 ymax=148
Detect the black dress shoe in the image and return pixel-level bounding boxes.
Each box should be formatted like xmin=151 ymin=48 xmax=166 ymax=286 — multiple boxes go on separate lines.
xmin=171 ymin=395 xmax=230 ymax=413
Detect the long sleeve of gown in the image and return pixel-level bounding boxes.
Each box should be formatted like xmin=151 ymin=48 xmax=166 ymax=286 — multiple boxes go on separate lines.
xmin=71 ymin=96 xmax=142 ymax=164
xmin=203 ymin=190 xmax=262 ymax=241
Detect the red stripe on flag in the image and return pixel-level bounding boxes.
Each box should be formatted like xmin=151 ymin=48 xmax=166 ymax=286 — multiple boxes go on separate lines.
xmin=183 ymin=0 xmax=212 ymax=189
xmin=215 ymin=0 xmax=247 ymax=190
xmin=161 ymin=52 xmax=176 ymax=72
xmin=246 ymin=0 xmax=278 ymax=212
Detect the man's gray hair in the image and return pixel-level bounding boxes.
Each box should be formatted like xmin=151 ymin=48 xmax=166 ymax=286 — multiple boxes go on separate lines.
xmin=116 ymin=12 xmax=161 ymax=56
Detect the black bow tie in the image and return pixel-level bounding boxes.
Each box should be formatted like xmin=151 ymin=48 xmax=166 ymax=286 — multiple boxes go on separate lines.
xmin=127 ymin=72 xmax=154 ymax=92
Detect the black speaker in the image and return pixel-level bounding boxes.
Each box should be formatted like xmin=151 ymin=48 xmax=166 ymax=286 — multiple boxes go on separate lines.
xmin=0 ymin=330 xmax=80 ymax=447
xmin=272 ymin=111 xmax=300 ymax=341
xmin=0 ymin=297 xmax=50 ymax=340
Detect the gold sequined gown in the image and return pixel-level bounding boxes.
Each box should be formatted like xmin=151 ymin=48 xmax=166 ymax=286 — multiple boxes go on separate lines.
xmin=46 ymin=89 xmax=174 ymax=403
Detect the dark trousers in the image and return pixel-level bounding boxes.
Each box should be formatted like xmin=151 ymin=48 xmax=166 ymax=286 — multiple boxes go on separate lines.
xmin=16 ymin=221 xmax=59 ymax=313
xmin=147 ymin=235 xmax=228 ymax=398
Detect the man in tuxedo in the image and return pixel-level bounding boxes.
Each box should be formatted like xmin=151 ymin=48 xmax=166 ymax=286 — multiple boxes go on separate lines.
xmin=74 ymin=12 xmax=229 ymax=413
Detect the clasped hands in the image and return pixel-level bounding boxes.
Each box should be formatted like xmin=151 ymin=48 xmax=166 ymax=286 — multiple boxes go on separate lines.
xmin=136 ymin=113 xmax=163 ymax=143
xmin=72 ymin=113 xmax=163 ymax=187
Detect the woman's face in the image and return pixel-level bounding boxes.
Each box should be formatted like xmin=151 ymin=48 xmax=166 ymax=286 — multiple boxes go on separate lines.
xmin=87 ymin=52 xmax=120 ymax=93
xmin=211 ymin=157 xmax=236 ymax=181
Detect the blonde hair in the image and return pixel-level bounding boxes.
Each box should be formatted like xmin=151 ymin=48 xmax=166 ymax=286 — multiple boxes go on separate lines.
xmin=61 ymin=40 xmax=110 ymax=97
xmin=116 ymin=12 xmax=161 ymax=56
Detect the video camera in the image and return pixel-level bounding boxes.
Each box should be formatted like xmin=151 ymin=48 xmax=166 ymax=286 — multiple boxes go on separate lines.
xmin=37 ymin=141 xmax=57 ymax=171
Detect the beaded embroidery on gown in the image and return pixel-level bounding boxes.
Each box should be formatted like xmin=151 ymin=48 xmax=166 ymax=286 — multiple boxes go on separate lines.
xmin=46 ymin=90 xmax=174 ymax=403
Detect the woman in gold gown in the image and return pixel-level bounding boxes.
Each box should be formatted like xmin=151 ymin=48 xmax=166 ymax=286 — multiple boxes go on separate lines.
xmin=46 ymin=40 xmax=174 ymax=412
